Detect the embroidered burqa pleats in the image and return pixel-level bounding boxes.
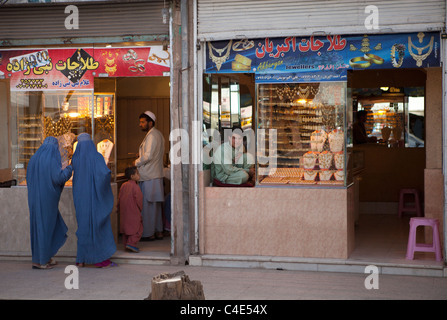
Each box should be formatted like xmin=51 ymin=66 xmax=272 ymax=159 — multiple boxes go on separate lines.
xmin=72 ymin=133 xmax=116 ymax=264
xmin=27 ymin=136 xmax=73 ymax=265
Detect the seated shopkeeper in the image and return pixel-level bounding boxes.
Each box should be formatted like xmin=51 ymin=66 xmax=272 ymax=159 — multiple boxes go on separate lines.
xmin=211 ymin=126 xmax=255 ymax=186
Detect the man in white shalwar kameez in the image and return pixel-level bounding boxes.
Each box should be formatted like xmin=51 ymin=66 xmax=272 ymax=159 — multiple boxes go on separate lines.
xmin=135 ymin=111 xmax=165 ymax=241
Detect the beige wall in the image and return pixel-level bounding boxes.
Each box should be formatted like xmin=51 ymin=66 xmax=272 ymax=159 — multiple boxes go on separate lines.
xmin=424 ymin=67 xmax=444 ymax=244
xmin=0 ymin=184 xmax=118 ymax=257
xmin=356 ymin=145 xmax=425 ymax=203
xmin=201 ymin=186 xmax=355 ymax=259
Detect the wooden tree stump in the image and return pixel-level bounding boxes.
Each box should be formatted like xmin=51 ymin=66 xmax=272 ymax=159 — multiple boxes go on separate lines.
xmin=145 ymin=270 xmax=205 ymax=300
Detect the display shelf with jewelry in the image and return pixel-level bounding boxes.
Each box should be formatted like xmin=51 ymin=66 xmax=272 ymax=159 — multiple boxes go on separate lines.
xmin=256 ymin=82 xmax=348 ymax=187
xmin=13 ymin=91 xmax=116 ymax=185
xmin=92 ymin=93 xmax=116 ymax=180
xmin=359 ymin=96 xmax=405 ymax=146
xmin=15 ymin=112 xmax=44 ymax=183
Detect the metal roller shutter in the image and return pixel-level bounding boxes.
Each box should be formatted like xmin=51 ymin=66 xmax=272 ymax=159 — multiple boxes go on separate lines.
xmin=198 ymin=0 xmax=445 ymax=41
xmin=0 ymin=1 xmax=169 ymax=45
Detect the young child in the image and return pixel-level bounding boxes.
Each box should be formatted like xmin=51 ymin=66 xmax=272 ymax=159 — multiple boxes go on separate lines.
xmin=118 ymin=166 xmax=143 ymax=253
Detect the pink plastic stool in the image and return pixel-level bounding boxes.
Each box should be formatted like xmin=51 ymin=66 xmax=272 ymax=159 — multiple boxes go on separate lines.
xmin=406 ymin=217 xmax=443 ymax=261
xmin=398 ymin=188 xmax=422 ymax=218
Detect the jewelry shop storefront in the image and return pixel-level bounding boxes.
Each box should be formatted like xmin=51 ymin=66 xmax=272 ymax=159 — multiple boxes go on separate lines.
xmin=0 ymin=45 xmax=171 ymax=257
xmin=199 ymin=32 xmax=441 ymax=261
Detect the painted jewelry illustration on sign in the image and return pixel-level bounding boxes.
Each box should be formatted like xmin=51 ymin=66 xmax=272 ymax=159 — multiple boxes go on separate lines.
xmin=390 ymin=43 xmax=406 ymax=68
xmin=123 ymin=49 xmax=146 ymax=73
xmin=147 ymin=46 xmax=170 ymax=67
xmin=349 ymin=35 xmax=383 ymax=69
xmin=408 ymin=32 xmax=434 ymax=67
xmin=206 ymin=32 xmax=440 ymax=78
xmin=102 ymin=51 xmax=119 ymax=76
xmin=208 ymin=40 xmax=233 ymax=71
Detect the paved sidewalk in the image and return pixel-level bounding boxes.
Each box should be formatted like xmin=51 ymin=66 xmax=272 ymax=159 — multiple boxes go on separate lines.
xmin=1 ymin=260 xmax=447 ymax=300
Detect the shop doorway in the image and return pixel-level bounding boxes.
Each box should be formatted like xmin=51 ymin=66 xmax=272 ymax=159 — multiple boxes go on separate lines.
xmin=349 ymin=68 xmax=428 ymax=263
xmin=95 ymin=76 xmax=172 ymax=257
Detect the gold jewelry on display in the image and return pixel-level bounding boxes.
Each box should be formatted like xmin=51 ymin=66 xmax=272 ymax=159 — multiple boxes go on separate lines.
xmin=349 ymin=56 xmax=371 ymax=68
xmin=297 ymin=85 xmax=310 ymax=99
xmin=43 ymin=116 xmax=73 ymax=137
xmin=276 ymin=85 xmax=296 ymax=101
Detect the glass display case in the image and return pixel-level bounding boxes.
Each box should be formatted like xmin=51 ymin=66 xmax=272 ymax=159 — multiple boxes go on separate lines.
xmin=357 ymin=97 xmax=407 ymax=147
xmin=256 ymin=81 xmax=352 ymax=186
xmin=12 ymin=90 xmax=116 ymax=185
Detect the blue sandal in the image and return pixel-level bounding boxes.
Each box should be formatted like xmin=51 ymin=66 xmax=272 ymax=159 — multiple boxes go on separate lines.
xmin=32 ymin=263 xmax=53 ymax=270
xmin=125 ymin=245 xmax=140 ymax=253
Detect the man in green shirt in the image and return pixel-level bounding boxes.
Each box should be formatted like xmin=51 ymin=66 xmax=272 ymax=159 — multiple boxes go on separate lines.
xmin=212 ymin=127 xmax=255 ymax=185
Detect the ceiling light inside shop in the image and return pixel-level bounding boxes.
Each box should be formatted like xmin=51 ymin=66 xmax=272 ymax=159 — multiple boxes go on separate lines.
xmin=380 ymin=87 xmax=389 ymax=91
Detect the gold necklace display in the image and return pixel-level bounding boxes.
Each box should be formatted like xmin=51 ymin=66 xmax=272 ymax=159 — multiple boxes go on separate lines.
xmin=297 ymin=86 xmax=310 ymax=99
xmin=298 ymin=85 xmax=319 ymax=99
xmin=275 ymin=85 xmax=320 ymax=101
xmin=408 ymin=33 xmax=434 ymax=67
xmin=95 ymin=115 xmax=115 ymax=140
xmin=208 ymin=40 xmax=232 ymax=71
xmin=276 ymin=85 xmax=296 ymax=101
xmin=43 ymin=116 xmax=73 ymax=137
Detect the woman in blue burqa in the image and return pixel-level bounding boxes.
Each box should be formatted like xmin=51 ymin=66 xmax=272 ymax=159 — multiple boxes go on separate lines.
xmin=72 ymin=133 xmax=117 ymax=268
xmin=27 ymin=136 xmax=73 ymax=269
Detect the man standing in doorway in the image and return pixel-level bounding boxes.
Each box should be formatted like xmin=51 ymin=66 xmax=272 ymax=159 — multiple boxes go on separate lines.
xmin=135 ymin=111 xmax=165 ymax=241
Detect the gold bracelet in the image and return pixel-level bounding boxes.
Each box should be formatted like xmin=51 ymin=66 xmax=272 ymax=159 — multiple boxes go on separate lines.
xmin=349 ymin=56 xmax=371 ymax=68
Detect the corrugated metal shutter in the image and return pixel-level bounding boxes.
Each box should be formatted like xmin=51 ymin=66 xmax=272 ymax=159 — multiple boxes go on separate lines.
xmin=198 ymin=0 xmax=445 ymax=41
xmin=0 ymin=1 xmax=169 ymax=44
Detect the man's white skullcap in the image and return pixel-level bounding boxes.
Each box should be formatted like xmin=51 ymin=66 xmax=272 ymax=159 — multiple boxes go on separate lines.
xmin=144 ymin=111 xmax=156 ymax=121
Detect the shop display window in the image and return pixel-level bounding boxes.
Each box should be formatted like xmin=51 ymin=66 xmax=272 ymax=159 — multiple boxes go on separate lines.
xmin=12 ymin=90 xmax=115 ymax=185
xmin=355 ymin=87 xmax=425 ymax=148
xmin=256 ymin=81 xmax=352 ymax=187
xmin=202 ymin=74 xmax=254 ymax=171
xmin=202 ymin=74 xmax=253 ymax=134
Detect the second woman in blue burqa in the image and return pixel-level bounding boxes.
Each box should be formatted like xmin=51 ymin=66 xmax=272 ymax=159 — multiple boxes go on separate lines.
xmin=72 ymin=133 xmax=116 ymax=267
